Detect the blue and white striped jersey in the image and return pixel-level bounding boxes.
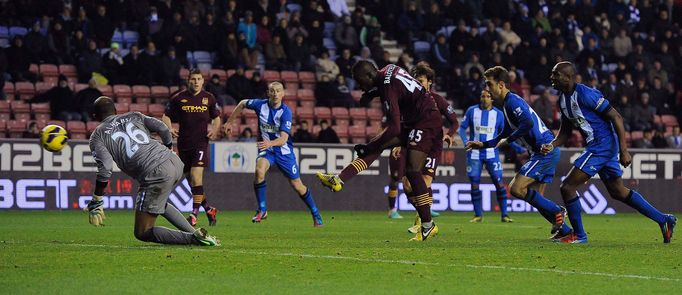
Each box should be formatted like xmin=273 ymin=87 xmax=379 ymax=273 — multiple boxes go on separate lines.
xmin=459 ymin=105 xmax=504 ymax=160
xmin=486 ymin=92 xmax=554 ymax=153
xmin=559 ymin=83 xmax=617 ymax=154
xmin=245 ymin=99 xmax=294 ymax=155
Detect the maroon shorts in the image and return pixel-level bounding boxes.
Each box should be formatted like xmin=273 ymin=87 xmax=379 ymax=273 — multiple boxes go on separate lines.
xmin=391 ymin=126 xmax=442 ymax=178
xmin=178 ymin=145 xmax=209 ymax=173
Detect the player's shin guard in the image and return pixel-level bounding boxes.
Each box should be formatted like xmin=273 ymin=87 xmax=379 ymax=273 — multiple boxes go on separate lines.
xmin=299 ymin=188 xmax=320 ymax=216
xmin=338 ymin=152 xmax=381 ymax=182
xmin=406 ymin=171 xmax=431 ymax=223
xmin=566 ymin=197 xmax=587 ymax=239
xmin=471 ymin=188 xmax=483 ymax=217
xmin=254 ymin=181 xmax=267 ymax=212
xmin=387 ymin=186 xmax=398 ymax=210
xmin=496 ymin=188 xmax=509 ymax=217
xmin=623 ymin=190 xmax=667 ymax=224
xmin=191 ymin=186 xmax=204 ymax=215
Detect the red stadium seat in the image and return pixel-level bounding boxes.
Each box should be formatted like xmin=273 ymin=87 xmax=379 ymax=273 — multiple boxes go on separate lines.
xmin=334 ymin=124 xmax=349 ymax=138
xmin=281 ymin=71 xmax=299 ymax=89
xmin=113 ymin=84 xmax=132 ymax=102
xmin=314 ymin=107 xmax=331 ymax=123
xmin=367 ymin=108 xmax=383 ymax=122
xmin=129 ymin=103 xmax=148 ymax=114
xmin=366 ymin=125 xmax=380 ymax=138
xmin=263 ymin=70 xmax=280 ymax=82
xmin=349 ymin=125 xmax=366 ymax=143
xmin=59 ymin=64 xmax=78 ymax=79
xmin=226 ymin=69 xmax=235 ymax=78
xmin=43 ymin=76 xmax=58 ymax=86
xmin=74 ymin=83 xmax=88 ymax=93
xmin=169 ymin=86 xmax=180 ymax=95
xmin=31 ymin=103 xmax=51 ymax=121
xmin=222 ymin=105 xmax=236 ymax=118
xmin=7 ymin=120 xmax=28 ymax=138
xmin=0 ymin=120 xmax=7 ymax=138
xmin=0 ymin=100 xmax=10 ymax=121
xmin=14 ymin=82 xmax=35 ymax=99
xmin=298 ymin=71 xmax=316 ymax=89
xmin=148 ymin=104 xmax=166 ymax=118
xmin=661 ymin=115 xmax=678 ymax=127
xmin=244 ymin=111 xmax=258 ymax=125
xmin=630 ymin=131 xmax=643 ymax=140
xmin=67 ymin=121 xmax=87 ymax=139
xmin=115 ymin=103 xmax=130 ymax=114
xmin=3 ymin=81 xmax=14 ymax=100
xmin=209 ymin=69 xmax=227 ymax=82
xmin=98 ymin=85 xmax=114 ymax=97
xmin=151 ymin=86 xmax=170 ymax=103
xmin=47 ymin=120 xmax=66 ymax=127
xmin=179 ymin=68 xmax=190 ymax=80
xmin=351 ymin=90 xmax=363 ymax=102
xmin=86 ymin=121 xmax=100 ymax=135
xmin=331 ymin=107 xmax=349 ymax=126
xmin=297 ymin=89 xmax=314 ymax=102
xmin=29 ymin=64 xmax=39 ymax=75
xmin=132 ymin=85 xmax=151 ymax=104
xmin=349 ymin=108 xmax=367 ymax=126
xmin=296 ymin=106 xmax=314 ymax=122
xmin=39 ymin=64 xmax=59 ymax=78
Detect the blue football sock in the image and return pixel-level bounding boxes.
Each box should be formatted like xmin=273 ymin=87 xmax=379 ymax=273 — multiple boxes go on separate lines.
xmin=566 ymin=197 xmax=587 ymax=239
xmin=526 ymin=189 xmax=561 ymax=215
xmin=253 ymin=181 xmax=267 ymax=212
xmin=471 ymin=189 xmax=483 ymax=217
xmin=300 ymin=189 xmax=319 ymax=216
xmin=496 ymin=188 xmax=508 ymax=216
xmin=624 ymin=190 xmax=666 ymax=224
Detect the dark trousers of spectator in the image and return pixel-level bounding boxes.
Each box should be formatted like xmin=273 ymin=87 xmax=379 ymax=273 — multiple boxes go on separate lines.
xmin=59 ymin=111 xmax=83 ymax=122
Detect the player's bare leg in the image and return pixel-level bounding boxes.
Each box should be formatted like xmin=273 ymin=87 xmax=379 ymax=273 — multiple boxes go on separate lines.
xmin=603 ymin=176 xmax=676 ymax=243
xmin=556 ymin=167 xmax=592 ymax=243
xmin=509 ymin=175 xmax=570 ymax=237
xmin=290 ymin=178 xmax=323 ymax=227
xmin=252 ymin=158 xmax=270 ymax=223
xmin=134 ymin=209 xmax=219 ymax=246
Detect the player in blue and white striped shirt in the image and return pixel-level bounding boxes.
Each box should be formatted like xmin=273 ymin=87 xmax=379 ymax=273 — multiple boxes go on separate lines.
xmin=224 ymin=82 xmax=323 ymax=227
xmin=546 ymin=62 xmax=675 ymax=243
xmin=459 ymin=89 xmax=523 ymax=223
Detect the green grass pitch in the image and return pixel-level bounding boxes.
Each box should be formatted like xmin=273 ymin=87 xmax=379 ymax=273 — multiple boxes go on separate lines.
xmin=1 ymin=211 xmax=680 ymax=294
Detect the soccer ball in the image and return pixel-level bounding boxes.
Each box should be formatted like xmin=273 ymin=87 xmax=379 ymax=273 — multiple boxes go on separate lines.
xmin=41 ymin=124 xmax=69 ymax=152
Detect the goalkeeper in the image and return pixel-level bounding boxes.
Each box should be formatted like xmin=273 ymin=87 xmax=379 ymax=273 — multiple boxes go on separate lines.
xmin=87 ymin=96 xmax=220 ymax=246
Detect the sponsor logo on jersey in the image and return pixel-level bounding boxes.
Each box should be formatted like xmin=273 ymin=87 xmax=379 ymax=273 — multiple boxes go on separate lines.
xmin=474 ymin=126 xmax=495 ymax=134
xmin=180 ymin=99 xmax=188 ymax=103
xmin=202 ymin=97 xmax=208 ymax=105
xmin=181 ymin=105 xmax=208 ymax=112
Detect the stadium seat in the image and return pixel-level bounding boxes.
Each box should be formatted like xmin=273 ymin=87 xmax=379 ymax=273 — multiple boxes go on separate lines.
xmin=14 ymin=82 xmax=35 ymax=99
xmin=351 ymin=90 xmax=363 ymax=102
xmin=58 ymin=64 xmax=78 ymax=80
xmin=31 ymin=103 xmax=51 ymax=121
xmin=314 ymin=107 xmax=332 ymax=123
xmin=244 ymin=111 xmax=259 ymax=125
xmin=7 ymin=120 xmax=28 ymax=138
xmin=0 ymin=101 xmax=10 ymax=121
xmin=193 ymin=51 xmax=212 ymax=64
xmin=35 ymin=82 xmax=52 ymax=94
xmin=43 ymin=76 xmax=58 ymax=86
xmin=74 ymin=83 xmax=88 ymax=93
xmin=312 ymin=125 xmax=321 ymax=135
xmin=0 ymin=26 xmax=8 ymax=38
xmin=98 ymin=85 xmax=114 ymax=97
xmin=244 ymin=69 xmax=255 ymax=79
xmin=29 ymin=64 xmax=39 ymax=75
xmin=281 ymin=71 xmax=298 ymax=82
xmin=113 ymin=84 xmax=132 ymax=102
xmin=349 ymin=108 xmax=367 ymax=126
xmin=297 ymin=89 xmax=314 ymax=102
xmin=334 ymin=124 xmax=349 ymax=138
xmin=66 ymin=121 xmax=87 ymax=139
xmin=111 ymin=30 xmax=123 ymax=44
xmin=331 ymin=107 xmax=350 ymax=126
xmin=209 ymin=69 xmax=227 ymax=82
xmin=148 ymin=104 xmax=166 ymax=118
xmin=630 ymin=131 xmax=643 ymax=141
xmin=122 ymin=30 xmax=139 ymax=47
xmin=0 ymin=120 xmax=7 ymax=138
xmin=179 ymin=68 xmax=190 ymax=80
xmin=367 ymin=108 xmax=383 ymax=122
xmin=413 ymin=41 xmax=431 ymax=60
xmin=661 ymin=115 xmax=678 ymax=127
xmin=222 ymin=105 xmax=237 ymax=118
xmin=86 ymin=121 xmax=100 ymax=135
xmin=3 ymin=81 xmax=14 ymax=100
xmin=366 ymin=125 xmax=380 ymax=138
xmin=197 ymin=63 xmax=212 ymax=75
xmin=349 ymin=125 xmax=366 ymax=143
xmin=226 ymin=69 xmax=236 ymax=78
xmin=296 ymin=106 xmax=314 ymax=122
xmin=9 ymin=26 xmax=28 ymax=37
xmin=263 ymin=70 xmax=280 ymax=82
xmin=298 ymin=72 xmax=316 ymax=89
xmin=39 ymin=64 xmax=59 ymax=78
xmin=10 ymin=100 xmax=30 ymax=113
xmin=151 ymin=86 xmax=170 ymax=103
xmin=129 ymin=103 xmax=148 ymax=115
xmin=132 ymin=85 xmax=151 ymax=104
xmin=286 ymin=3 xmax=302 ymax=13
xmin=115 ymin=103 xmax=130 ymax=114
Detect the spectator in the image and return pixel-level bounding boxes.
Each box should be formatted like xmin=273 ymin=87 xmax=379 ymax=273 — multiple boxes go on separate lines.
xmin=237 ymin=31 xmax=259 ymax=69
xmin=217 ymin=32 xmax=239 ymax=69
xmin=22 ymin=121 xmax=40 ymax=138
xmin=334 ymin=16 xmax=360 ymax=54
xmin=432 ymin=34 xmax=450 ymax=73
xmin=102 ymin=42 xmax=125 ymax=84
xmin=264 ymin=35 xmax=288 ymax=70
xmin=464 ymin=68 xmax=484 ymax=109
xmin=123 ymin=45 xmax=143 ymax=85
xmin=139 ymin=41 xmax=161 ymax=85
xmin=76 ymin=78 xmax=103 ymax=122
xmin=632 ymin=92 xmax=656 ymax=131
xmin=287 ymin=12 xmax=309 ymax=43
xmin=70 ymin=30 xmax=88 ymax=60
xmin=238 ymin=127 xmax=257 ymax=142
xmin=256 ymin=15 xmax=272 ymax=47
xmin=463 ymin=53 xmax=485 ymax=79
xmin=424 ymin=2 xmax=443 ymax=34
xmin=91 ymin=5 xmax=115 ymax=48
xmin=336 ymin=48 xmax=354 ymax=82
xmin=532 ymin=86 xmax=557 ymax=129
xmin=169 ymin=33 xmax=190 ymax=67
xmin=250 ymin=72 xmax=267 ymax=98
xmin=28 ymin=75 xmax=80 ymax=121
xmin=615 ymin=95 xmax=634 ymax=131
xmin=24 ymin=22 xmax=47 ymax=64
xmin=327 ymin=0 xmax=350 ymax=19
xmin=397 ymin=1 xmax=424 ymax=45
xmin=396 ymin=53 xmax=414 ymax=72
xmin=225 ymin=65 xmax=253 ymax=102
xmin=652 ymin=128 xmax=669 ymax=149
xmin=288 ymin=34 xmax=313 ymax=72
xmin=314 ymin=75 xmax=338 ymax=107
xmin=508 ymin=70 xmax=523 ymax=96
xmin=141 ymin=6 xmax=165 ymax=47
xmin=307 ymin=19 xmax=324 ymax=55
xmin=355 ymin=47 xmax=377 ymax=68
xmin=77 ymin=39 xmax=103 ymax=83
xmin=647 ymin=60 xmax=668 ymax=86
xmin=617 ymin=72 xmax=637 ymax=102
xmin=6 ymin=36 xmax=36 ymax=82
xmin=667 ymin=126 xmax=682 ymax=149
xmin=205 ymin=74 xmax=232 ymax=106
xmin=649 ymin=77 xmax=673 ymax=115
xmin=527 ymin=55 xmax=552 ymax=87
xmin=376 ymin=50 xmax=392 ymax=69
xmin=317 ymin=120 xmax=340 ymax=143
xmin=294 ymin=120 xmax=314 ymax=143
xmin=499 ymin=21 xmax=522 ymax=49
xmin=47 ymin=22 xmax=72 ymax=65
xmin=251 ymin=0 xmax=278 ymax=21
xmin=158 ymin=47 xmax=182 ymax=87
xmin=198 ymin=13 xmax=221 ymax=52
xmin=237 ymin=11 xmax=257 ymax=49
xmin=315 ymin=50 xmax=340 ymax=81
xmin=613 ymin=29 xmax=632 ymax=59
xmin=600 ymin=74 xmax=619 ymax=102
xmin=632 ymin=129 xmax=655 ymax=148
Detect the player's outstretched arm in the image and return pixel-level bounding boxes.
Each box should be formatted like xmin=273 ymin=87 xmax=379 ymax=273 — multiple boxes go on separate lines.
xmin=224 ymin=100 xmax=247 ymax=137
xmin=604 ymin=107 xmax=632 ymax=167
xmin=161 ymin=115 xmax=178 ymax=138
xmin=87 ymin=136 xmax=111 ymax=226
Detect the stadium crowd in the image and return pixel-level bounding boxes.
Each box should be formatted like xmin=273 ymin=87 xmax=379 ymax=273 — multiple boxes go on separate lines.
xmin=0 ymin=0 xmax=681 ymax=148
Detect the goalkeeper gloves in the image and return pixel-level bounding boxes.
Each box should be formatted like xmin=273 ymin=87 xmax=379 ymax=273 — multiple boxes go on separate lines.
xmin=85 ymin=195 xmax=106 ymax=227
xmin=354 ymin=144 xmax=368 ymax=157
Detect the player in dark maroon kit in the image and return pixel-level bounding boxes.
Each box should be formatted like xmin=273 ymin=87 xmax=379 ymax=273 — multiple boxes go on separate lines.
xmin=317 ymin=61 xmax=443 ymax=241
xmin=162 ymin=69 xmax=222 ymax=226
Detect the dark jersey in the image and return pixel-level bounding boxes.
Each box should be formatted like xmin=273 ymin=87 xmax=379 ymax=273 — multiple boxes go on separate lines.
xmin=431 ymin=91 xmax=459 ymax=136
xmin=164 ymin=90 xmax=221 ymax=151
xmin=366 ymin=64 xmax=442 ymax=151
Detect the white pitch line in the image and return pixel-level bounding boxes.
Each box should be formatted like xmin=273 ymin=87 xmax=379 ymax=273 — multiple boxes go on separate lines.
xmin=4 ymin=241 xmax=676 ymax=282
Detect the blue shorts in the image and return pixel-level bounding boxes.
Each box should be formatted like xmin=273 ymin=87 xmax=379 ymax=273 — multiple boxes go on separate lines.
xmin=258 ymin=149 xmax=300 ymax=180
xmin=466 ymin=157 xmax=503 ymax=183
xmin=574 ymin=150 xmax=623 ymax=180
xmin=519 ymin=148 xmax=560 ymax=183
